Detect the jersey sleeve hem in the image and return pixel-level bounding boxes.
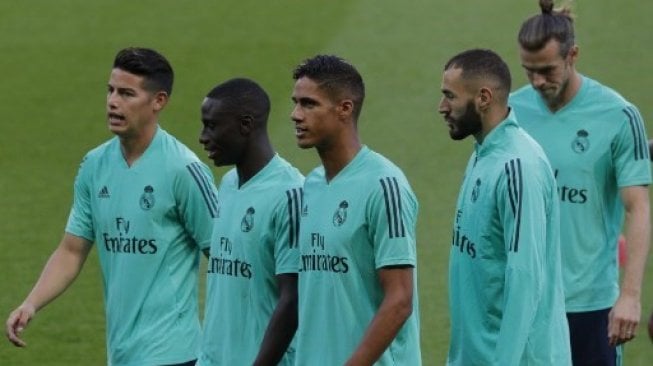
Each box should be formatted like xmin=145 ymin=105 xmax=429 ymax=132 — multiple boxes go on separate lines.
xmin=197 ymin=239 xmax=211 ymax=250
xmin=375 ymin=258 xmax=416 ymax=269
xmin=64 ymin=229 xmax=94 ymax=243
xmin=617 ymin=178 xmax=651 ymax=188
xmin=275 ymin=267 xmax=300 ymax=275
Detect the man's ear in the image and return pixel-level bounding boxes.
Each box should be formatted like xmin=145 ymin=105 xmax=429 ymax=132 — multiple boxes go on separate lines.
xmin=337 ymin=99 xmax=354 ymax=120
xmin=567 ymin=44 xmax=579 ymax=66
xmin=239 ymin=115 xmax=253 ymax=135
xmin=477 ymin=87 xmax=493 ymax=112
xmin=152 ymin=91 xmax=169 ymax=112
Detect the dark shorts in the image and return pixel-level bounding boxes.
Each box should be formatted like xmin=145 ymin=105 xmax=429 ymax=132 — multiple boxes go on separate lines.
xmin=567 ymin=308 xmax=622 ymax=366
xmin=162 ymin=360 xmax=196 ymax=366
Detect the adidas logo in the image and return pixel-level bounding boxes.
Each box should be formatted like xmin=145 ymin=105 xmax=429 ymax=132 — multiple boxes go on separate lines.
xmin=98 ymin=186 xmax=110 ymax=198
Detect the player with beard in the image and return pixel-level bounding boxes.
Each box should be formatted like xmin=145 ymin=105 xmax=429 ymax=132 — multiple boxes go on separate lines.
xmin=510 ymin=1 xmax=651 ymax=364
xmin=439 ymin=48 xmax=570 ymax=365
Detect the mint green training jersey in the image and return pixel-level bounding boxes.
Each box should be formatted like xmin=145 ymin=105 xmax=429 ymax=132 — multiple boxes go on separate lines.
xmin=198 ymin=155 xmax=303 ymax=366
xmin=447 ymin=113 xmax=571 ymax=366
xmin=65 ymin=127 xmax=218 ymax=366
xmin=296 ymin=146 xmax=421 ymax=366
xmin=510 ymin=76 xmax=651 ymax=312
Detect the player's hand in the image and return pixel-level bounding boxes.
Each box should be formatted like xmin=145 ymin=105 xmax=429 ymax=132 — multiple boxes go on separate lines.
xmin=608 ymin=293 xmax=640 ymax=346
xmin=5 ymin=303 xmax=36 ymax=347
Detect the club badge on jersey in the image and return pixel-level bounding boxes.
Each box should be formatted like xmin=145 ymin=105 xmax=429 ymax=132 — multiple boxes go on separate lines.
xmin=333 ymin=200 xmax=349 ymax=227
xmin=139 ymin=185 xmax=155 ymax=210
xmin=241 ymin=207 xmax=255 ymax=232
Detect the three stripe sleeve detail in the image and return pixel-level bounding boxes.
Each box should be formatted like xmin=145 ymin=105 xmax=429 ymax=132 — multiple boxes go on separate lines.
xmin=380 ymin=177 xmax=406 ymax=238
xmin=504 ymin=159 xmax=523 ymax=253
xmin=286 ymin=188 xmax=302 ymax=248
xmin=623 ymin=106 xmax=649 ymax=161
xmin=186 ymin=162 xmax=220 ymax=218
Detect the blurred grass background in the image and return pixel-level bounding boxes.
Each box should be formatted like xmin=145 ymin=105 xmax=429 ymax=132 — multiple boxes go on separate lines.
xmin=1 ymin=1 xmax=651 ymax=364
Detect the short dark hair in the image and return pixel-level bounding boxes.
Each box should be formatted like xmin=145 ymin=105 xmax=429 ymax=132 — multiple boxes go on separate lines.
xmin=206 ymin=78 xmax=271 ymax=124
xmin=293 ymin=55 xmax=365 ymax=120
xmin=113 ymin=47 xmax=174 ymax=96
xmin=444 ymin=49 xmax=512 ymax=101
xmin=518 ymin=0 xmax=575 ymax=56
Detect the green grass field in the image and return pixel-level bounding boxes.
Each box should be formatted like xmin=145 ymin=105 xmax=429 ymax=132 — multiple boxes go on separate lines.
xmin=1 ymin=1 xmax=652 ymax=364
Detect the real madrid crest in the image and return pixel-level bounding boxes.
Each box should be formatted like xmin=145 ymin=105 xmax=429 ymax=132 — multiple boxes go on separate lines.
xmin=140 ymin=185 xmax=155 ymax=210
xmin=571 ymin=129 xmax=590 ymax=154
xmin=471 ymin=178 xmax=481 ymax=203
xmin=333 ymin=200 xmax=349 ymax=227
xmin=241 ymin=207 xmax=255 ymax=232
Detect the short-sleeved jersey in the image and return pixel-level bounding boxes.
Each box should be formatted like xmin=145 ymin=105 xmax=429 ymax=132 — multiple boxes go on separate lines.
xmin=198 ymin=155 xmax=304 ymax=366
xmin=65 ymin=127 xmax=218 ymax=366
xmin=447 ymin=113 xmax=571 ymax=366
xmin=510 ymin=76 xmax=652 ymax=312
xmin=296 ymin=146 xmax=421 ymax=366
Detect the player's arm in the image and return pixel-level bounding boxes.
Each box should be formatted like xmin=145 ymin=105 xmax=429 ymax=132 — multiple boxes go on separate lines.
xmin=6 ymin=233 xmax=92 ymax=347
xmin=494 ymin=158 xmax=548 ymax=364
xmin=346 ymin=176 xmax=418 ymax=365
xmin=177 ymin=161 xmax=219 ymax=251
xmin=608 ymin=106 xmax=651 ymax=345
xmin=345 ymin=265 xmax=414 ymax=366
xmin=253 ymin=186 xmax=302 ymax=364
xmin=608 ymin=185 xmax=650 ymax=346
xmin=253 ymin=273 xmax=298 ymax=366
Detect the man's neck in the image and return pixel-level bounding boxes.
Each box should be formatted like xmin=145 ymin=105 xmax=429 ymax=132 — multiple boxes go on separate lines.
xmin=317 ymin=136 xmax=362 ymax=182
xmin=475 ymin=106 xmax=510 ymax=144
xmin=236 ymin=138 xmax=275 ymax=187
xmin=119 ymin=124 xmax=157 ymax=167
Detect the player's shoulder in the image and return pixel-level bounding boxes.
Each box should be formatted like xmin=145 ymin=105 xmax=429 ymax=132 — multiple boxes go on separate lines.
xmin=305 ymin=148 xmax=411 ymax=188
xmin=361 ymin=148 xmax=410 ymax=182
xmin=305 ymin=165 xmax=326 ymax=186
xmin=489 ymin=122 xmax=550 ymax=171
xmin=509 ymin=84 xmax=539 ymax=108
xmin=148 ymin=135 xmax=216 ymax=201
xmin=87 ymin=136 xmax=116 ymax=156
xmin=579 ymin=76 xmax=642 ymax=127
xmin=78 ymin=136 xmax=119 ymax=168
xmin=270 ymin=155 xmax=305 ymax=186
xmin=155 ymin=128 xmax=217 ymax=183
xmin=158 ymin=128 xmax=204 ymax=166
xmin=510 ymin=83 xmax=537 ymax=100
xmin=501 ymin=133 xmax=553 ymax=179
xmin=515 ymin=126 xmax=546 ymax=154
xmin=358 ymin=149 xmax=418 ymax=209
xmin=582 ymin=76 xmax=628 ymax=104
xmin=219 ymin=167 xmax=239 ymax=188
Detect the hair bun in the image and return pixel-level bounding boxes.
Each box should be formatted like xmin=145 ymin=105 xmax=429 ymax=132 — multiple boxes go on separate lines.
xmin=540 ymin=0 xmax=554 ymax=14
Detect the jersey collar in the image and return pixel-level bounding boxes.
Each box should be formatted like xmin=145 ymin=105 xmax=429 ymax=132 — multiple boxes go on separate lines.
xmin=474 ymin=109 xmax=519 ymax=158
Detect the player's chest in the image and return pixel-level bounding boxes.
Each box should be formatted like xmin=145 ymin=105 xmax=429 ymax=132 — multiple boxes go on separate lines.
xmin=453 ymin=168 xmax=505 ymax=261
xmin=456 ymin=165 xmax=499 ymax=229
xmin=301 ymin=187 xmax=367 ymax=245
xmin=524 ymin=117 xmax=614 ymax=173
xmin=90 ymin=169 xmax=175 ymax=223
xmin=214 ymin=192 xmax=274 ymax=244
